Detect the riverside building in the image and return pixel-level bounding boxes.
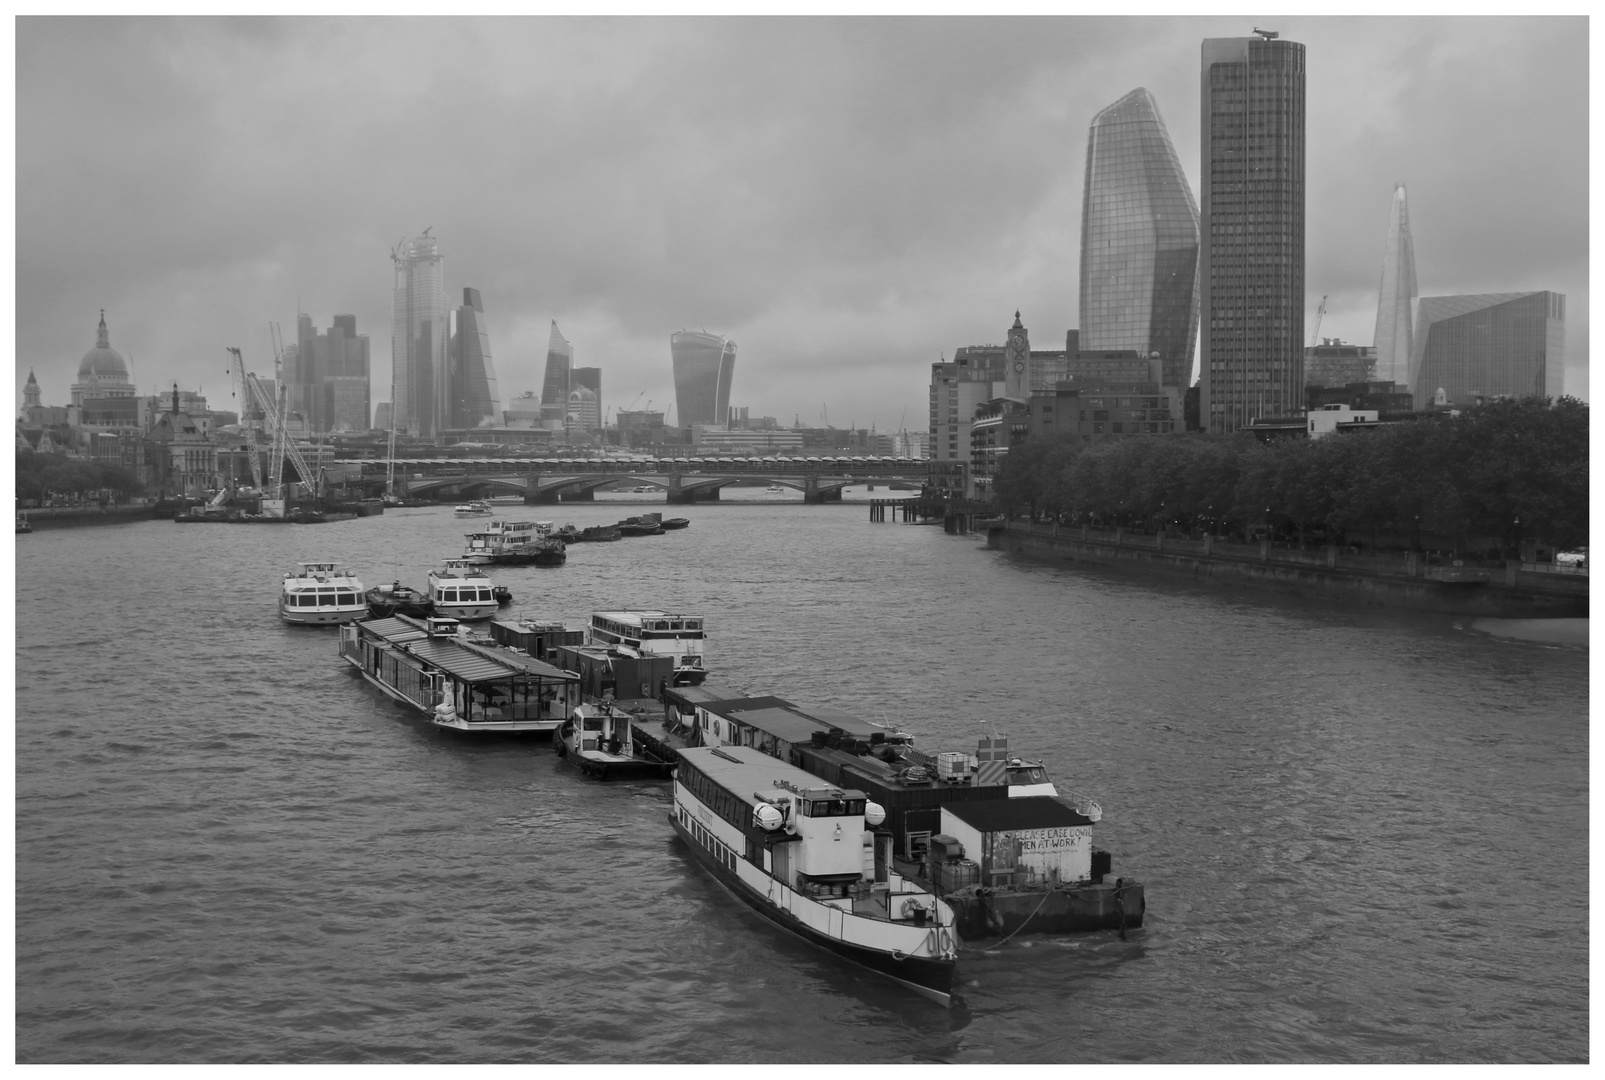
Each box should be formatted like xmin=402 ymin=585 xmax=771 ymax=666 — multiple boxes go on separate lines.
xmin=1080 ymin=87 xmax=1200 ymax=397
xmin=1410 ymin=292 xmax=1566 ymax=409
xmin=1198 ymin=31 xmax=1306 ymax=434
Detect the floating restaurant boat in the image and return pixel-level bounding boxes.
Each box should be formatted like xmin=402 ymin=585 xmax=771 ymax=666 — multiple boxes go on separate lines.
xmin=454 ymin=500 xmax=493 ymax=517
xmin=279 ymin=562 xmax=367 ymax=625
xmin=555 ymin=702 xmax=675 ymax=779
xmin=671 ymin=745 xmax=959 ymax=1006
xmin=426 ymin=560 xmax=501 ymax=621
xmin=338 ymin=614 xmax=580 ymax=733
xmin=364 ymin=580 xmax=433 ymax=619
xmin=588 ymin=610 xmax=707 ymax=686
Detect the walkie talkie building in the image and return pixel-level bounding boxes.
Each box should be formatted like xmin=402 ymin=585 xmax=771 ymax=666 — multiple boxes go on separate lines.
xmin=1079 ymin=87 xmax=1200 ymax=393
xmin=670 ymin=330 xmax=736 ymax=428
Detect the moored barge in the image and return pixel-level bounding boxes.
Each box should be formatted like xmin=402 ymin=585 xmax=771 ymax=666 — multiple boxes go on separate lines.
xmin=338 ymin=614 xmax=580 ymax=733
xmin=672 ymin=745 xmax=959 ymax=1005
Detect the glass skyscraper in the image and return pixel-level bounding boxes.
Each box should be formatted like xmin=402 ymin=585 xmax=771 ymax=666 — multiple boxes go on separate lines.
xmin=539 ymin=321 xmax=572 ymax=424
xmin=670 ymin=330 xmax=736 ymax=428
xmin=390 ymin=232 xmax=450 ymax=438
xmin=1079 ymin=87 xmax=1200 ymax=393
xmin=1410 ymin=292 xmax=1565 ymax=408
xmin=1198 ymin=34 xmax=1306 ymax=433
xmin=1372 ymin=183 xmax=1417 ymax=387
xmin=450 ymin=287 xmax=501 ymax=430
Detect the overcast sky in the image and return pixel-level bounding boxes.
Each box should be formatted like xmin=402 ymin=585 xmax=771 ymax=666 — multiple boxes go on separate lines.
xmin=14 ymin=15 xmax=1590 ymax=431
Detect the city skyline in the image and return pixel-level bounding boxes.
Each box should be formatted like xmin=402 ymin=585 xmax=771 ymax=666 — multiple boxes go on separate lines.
xmin=14 ymin=17 xmax=1589 ymax=429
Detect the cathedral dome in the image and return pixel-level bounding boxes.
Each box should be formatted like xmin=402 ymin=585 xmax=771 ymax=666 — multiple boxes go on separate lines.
xmin=78 ymin=311 xmax=130 ymax=383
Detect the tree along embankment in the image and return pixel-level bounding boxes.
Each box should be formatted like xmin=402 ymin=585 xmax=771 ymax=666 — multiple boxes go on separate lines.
xmin=991 ymin=520 xmax=1587 ymax=617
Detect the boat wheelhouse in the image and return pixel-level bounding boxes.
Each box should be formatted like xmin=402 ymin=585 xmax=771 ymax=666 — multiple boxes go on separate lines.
xmin=588 ymin=610 xmax=707 ymax=685
xmin=427 ymin=560 xmax=500 ymax=621
xmin=280 ymin=562 xmax=367 ymax=625
xmin=556 ymin=702 xmax=674 ymax=779
xmin=672 ymin=745 xmax=958 ymax=1006
xmin=338 ymin=614 xmax=580 ymax=733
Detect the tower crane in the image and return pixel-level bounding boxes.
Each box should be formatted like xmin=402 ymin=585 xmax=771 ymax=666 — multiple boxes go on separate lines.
xmin=232 ymin=347 xmax=321 ymax=513
xmin=1309 ymin=295 xmax=1327 ymax=348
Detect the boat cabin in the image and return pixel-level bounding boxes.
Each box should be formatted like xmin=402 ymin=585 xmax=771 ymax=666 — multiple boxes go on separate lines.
xmin=486 ymin=618 xmax=586 ymax=664
xmin=588 ymin=610 xmax=706 ymax=683
xmin=552 ymin=642 xmax=677 ymax=705
xmin=936 ymin=796 xmax=1099 ymax=889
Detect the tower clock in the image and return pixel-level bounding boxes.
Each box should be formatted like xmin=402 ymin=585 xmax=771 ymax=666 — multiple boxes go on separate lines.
xmin=1004 ymin=310 xmax=1030 ymax=399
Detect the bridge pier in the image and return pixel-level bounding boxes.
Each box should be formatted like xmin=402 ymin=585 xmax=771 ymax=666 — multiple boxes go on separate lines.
xmin=559 ymin=489 xmax=596 ymax=501
xmin=668 ymin=485 xmax=720 ymax=504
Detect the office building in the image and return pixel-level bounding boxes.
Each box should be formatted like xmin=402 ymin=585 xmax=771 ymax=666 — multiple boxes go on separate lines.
xmin=1080 ymin=87 xmax=1200 ymax=394
xmin=670 ymin=330 xmax=736 ymax=429
xmin=1304 ymin=339 xmax=1377 ymax=389
xmin=1372 ymin=184 xmax=1417 ymax=387
xmin=1198 ymin=32 xmax=1306 ymax=433
xmin=570 ymin=367 xmax=601 ymax=430
xmin=1410 ymin=292 xmax=1565 ymax=409
xmin=391 ymin=232 xmax=450 ymax=439
xmin=539 ymin=321 xmax=573 ymax=424
xmin=450 ymin=288 xmax=501 ymax=430
xmin=297 ymin=313 xmax=372 ymax=433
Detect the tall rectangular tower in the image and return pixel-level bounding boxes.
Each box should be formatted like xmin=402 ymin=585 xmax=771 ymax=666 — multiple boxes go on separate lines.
xmin=391 ymin=233 xmax=450 ymax=439
xmin=1199 ymin=33 xmax=1306 ymax=433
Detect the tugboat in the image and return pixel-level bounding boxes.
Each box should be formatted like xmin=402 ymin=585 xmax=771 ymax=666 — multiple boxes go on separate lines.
xmin=554 ymin=702 xmax=675 ymax=779
xmin=365 ymin=580 xmax=433 ymax=619
xmin=671 ymin=745 xmax=959 ymax=1006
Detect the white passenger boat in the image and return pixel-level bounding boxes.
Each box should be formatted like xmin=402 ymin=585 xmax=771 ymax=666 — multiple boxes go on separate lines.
xmin=427 ymin=560 xmax=500 ymax=621
xmin=672 ymin=745 xmax=959 ymax=1005
xmin=588 ymin=610 xmax=707 ymax=685
xmin=454 ymin=500 xmax=492 ymax=517
xmin=463 ymin=519 xmax=540 ymax=563
xmin=279 ymin=562 xmax=367 ymax=625
xmin=338 ymin=614 xmax=581 ymax=733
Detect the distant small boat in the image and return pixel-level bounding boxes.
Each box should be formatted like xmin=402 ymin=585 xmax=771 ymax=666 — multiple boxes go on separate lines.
xmin=454 ymin=500 xmax=493 ymax=517
xmin=661 ymin=517 xmax=690 ymax=530
xmin=766 ymin=485 xmax=784 ymax=494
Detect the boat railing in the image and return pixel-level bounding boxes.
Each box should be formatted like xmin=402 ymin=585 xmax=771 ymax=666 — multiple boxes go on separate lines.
xmin=1058 ymin=790 xmax=1103 ymax=822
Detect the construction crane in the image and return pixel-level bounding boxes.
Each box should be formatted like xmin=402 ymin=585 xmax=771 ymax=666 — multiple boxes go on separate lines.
xmin=233 ymin=348 xmax=321 ymax=513
xmin=225 ymin=348 xmax=267 ymax=494
xmin=1309 ymin=295 xmax=1327 ymax=348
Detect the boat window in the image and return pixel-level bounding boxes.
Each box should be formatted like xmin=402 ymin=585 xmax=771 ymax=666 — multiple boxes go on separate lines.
xmin=337 ymin=590 xmax=356 ymax=602
xmin=686 ymin=620 xmax=701 ymax=631
xmin=477 ymin=588 xmax=491 ymax=601
xmin=318 ymin=591 xmax=336 ymax=605
xmin=582 ymin=717 xmax=604 ymax=730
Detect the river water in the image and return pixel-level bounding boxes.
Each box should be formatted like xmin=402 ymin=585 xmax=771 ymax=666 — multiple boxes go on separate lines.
xmin=13 ymin=495 xmax=1589 ymax=1063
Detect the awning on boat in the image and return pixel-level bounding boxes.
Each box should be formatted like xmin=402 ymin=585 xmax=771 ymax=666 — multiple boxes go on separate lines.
xmin=405 ymin=638 xmax=577 ymax=686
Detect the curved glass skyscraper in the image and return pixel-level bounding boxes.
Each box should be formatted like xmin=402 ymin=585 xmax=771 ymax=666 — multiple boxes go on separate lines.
xmin=670 ymin=330 xmax=736 ymax=428
xmin=450 ymin=287 xmax=501 ymax=429
xmin=1079 ymin=87 xmax=1200 ymax=392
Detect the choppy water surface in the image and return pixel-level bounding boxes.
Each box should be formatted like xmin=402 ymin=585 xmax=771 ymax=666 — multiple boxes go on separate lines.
xmin=14 ymin=498 xmax=1588 ymax=1062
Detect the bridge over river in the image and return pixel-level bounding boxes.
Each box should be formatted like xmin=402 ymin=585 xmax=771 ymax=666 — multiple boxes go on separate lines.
xmin=350 ymin=454 xmax=929 ymax=504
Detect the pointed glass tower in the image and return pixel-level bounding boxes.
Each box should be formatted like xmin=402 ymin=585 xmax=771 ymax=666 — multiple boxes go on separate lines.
xmin=1372 ymin=183 xmax=1418 ymax=388
xmin=539 ymin=321 xmax=573 ymax=424
xmin=1079 ymin=87 xmax=1200 ymax=394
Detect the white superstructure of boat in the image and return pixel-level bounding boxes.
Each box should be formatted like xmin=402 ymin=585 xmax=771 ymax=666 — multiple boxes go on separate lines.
xmin=280 ymin=562 xmax=367 ymax=625
xmin=588 ymin=610 xmax=707 ymax=685
xmin=672 ymin=745 xmax=959 ymax=1005
xmin=463 ymin=519 xmax=540 ymax=563
xmin=454 ymin=500 xmax=493 ymax=517
xmin=427 ymin=560 xmax=500 ymax=621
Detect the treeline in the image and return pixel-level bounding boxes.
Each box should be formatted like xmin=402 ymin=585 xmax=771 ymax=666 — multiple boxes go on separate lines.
xmin=991 ymin=396 xmax=1588 ymax=554
xmin=15 ymin=450 xmax=145 ymax=505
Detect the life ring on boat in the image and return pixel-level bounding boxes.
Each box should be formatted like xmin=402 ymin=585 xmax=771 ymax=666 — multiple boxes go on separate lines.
xmin=901 ymin=898 xmax=923 ymax=920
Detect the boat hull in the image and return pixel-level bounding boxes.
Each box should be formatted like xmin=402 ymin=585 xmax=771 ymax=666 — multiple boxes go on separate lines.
xmin=281 ymin=603 xmax=367 ymax=625
xmin=554 ymin=730 xmax=673 ymax=780
xmin=942 ymin=880 xmax=1145 ymax=940
xmin=668 ymin=813 xmax=955 ymax=1006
